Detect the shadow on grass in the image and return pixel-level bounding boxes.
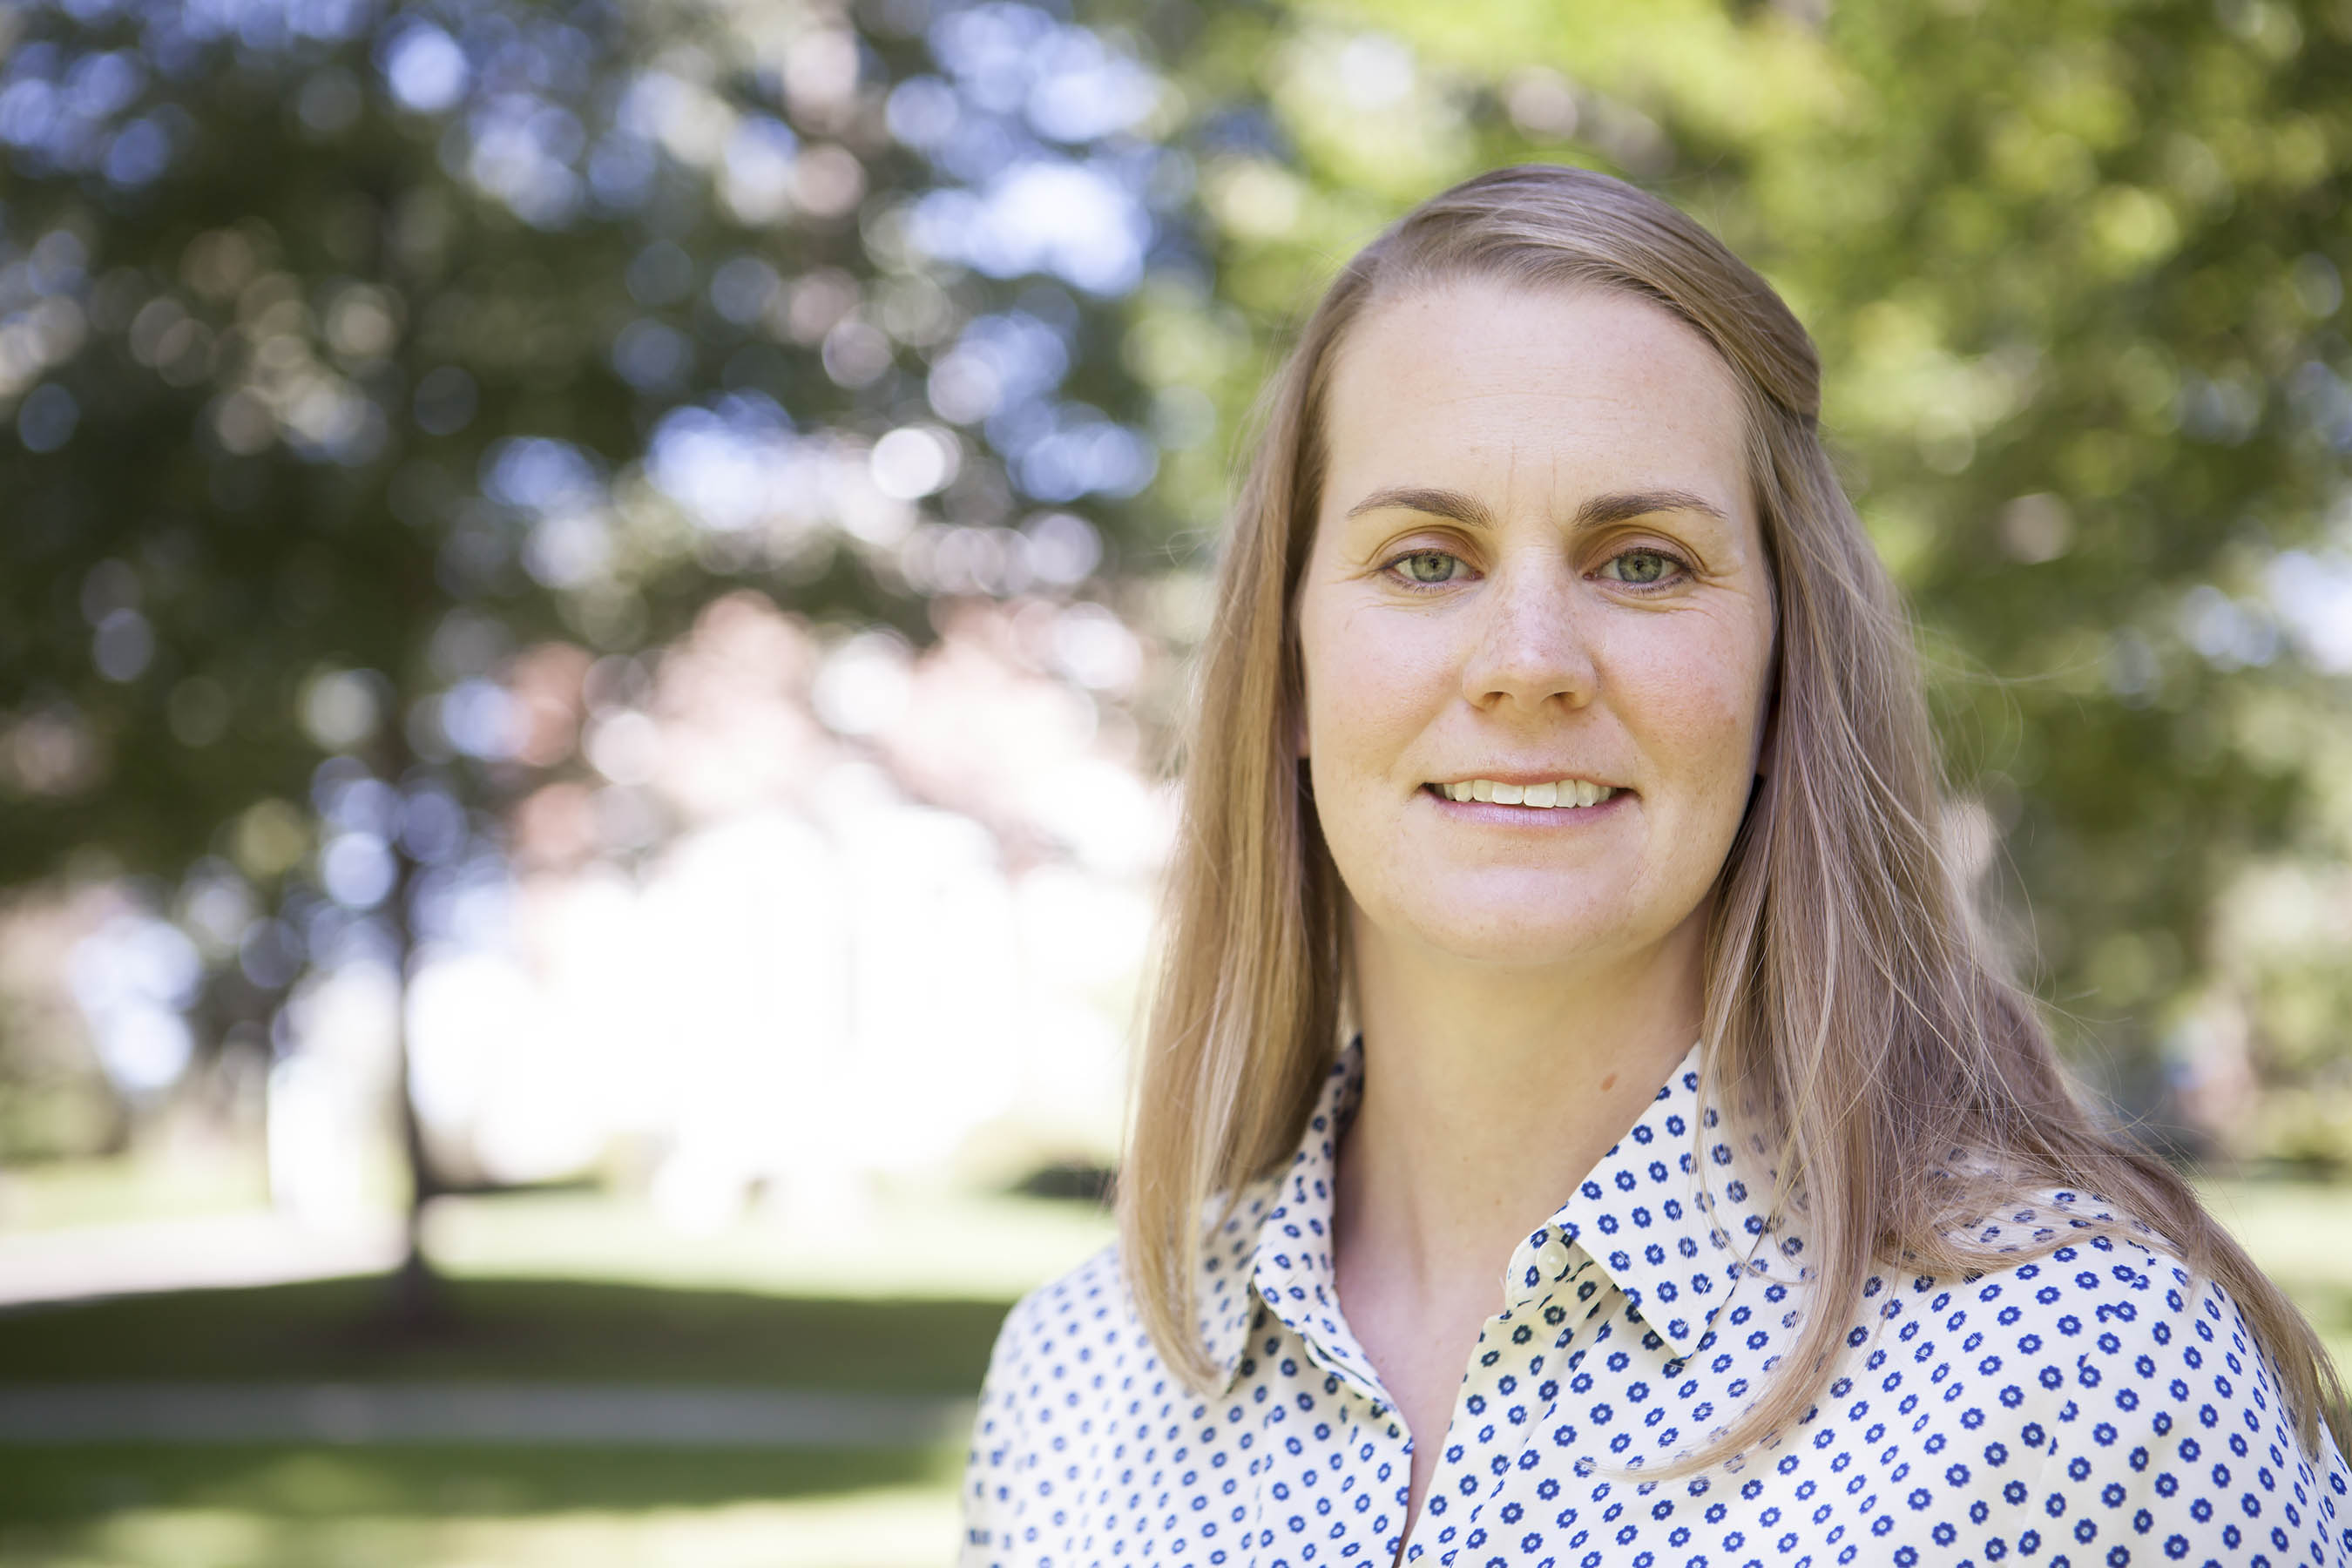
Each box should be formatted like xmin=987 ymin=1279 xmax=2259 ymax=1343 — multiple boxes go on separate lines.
xmin=0 ymin=1441 xmax=962 ymax=1524
xmin=0 ymin=1275 xmax=999 ymax=1529
xmin=0 ymin=1276 xmax=1013 ymax=1394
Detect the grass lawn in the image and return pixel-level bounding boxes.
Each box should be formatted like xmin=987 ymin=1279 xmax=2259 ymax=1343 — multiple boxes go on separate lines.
xmin=0 ymin=1279 xmax=997 ymax=1566
xmin=0 ymin=1443 xmax=961 ymax=1522
xmin=0 ymin=1277 xmax=1014 ymax=1394
xmin=0 ymin=1189 xmax=1095 ymax=1567
xmin=0 ymin=1467 xmax=963 ymax=1567
xmin=0 ymin=1178 xmax=2344 ymax=1566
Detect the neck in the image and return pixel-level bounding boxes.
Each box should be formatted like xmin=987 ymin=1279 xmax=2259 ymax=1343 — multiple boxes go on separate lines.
xmin=1334 ymin=901 xmax=1709 ymax=1319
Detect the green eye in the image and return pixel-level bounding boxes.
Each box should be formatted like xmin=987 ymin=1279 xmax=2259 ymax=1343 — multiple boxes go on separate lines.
xmin=1396 ymin=550 xmax=1463 ymax=585
xmin=1605 ymin=550 xmax=1678 ymax=585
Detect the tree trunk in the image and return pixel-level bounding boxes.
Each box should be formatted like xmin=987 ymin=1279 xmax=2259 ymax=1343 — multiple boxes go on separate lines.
xmin=380 ymin=725 xmax=450 ymax=1334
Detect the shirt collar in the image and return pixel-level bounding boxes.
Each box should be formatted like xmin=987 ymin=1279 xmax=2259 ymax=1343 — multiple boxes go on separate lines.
xmin=1506 ymin=1044 xmax=1809 ymax=1362
xmin=1202 ymin=1036 xmax=1808 ymax=1392
xmin=1200 ymin=1044 xmax=1366 ymax=1391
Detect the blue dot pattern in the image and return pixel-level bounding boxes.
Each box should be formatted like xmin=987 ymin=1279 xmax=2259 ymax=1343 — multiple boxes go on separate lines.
xmin=961 ymin=1039 xmax=2351 ymax=1566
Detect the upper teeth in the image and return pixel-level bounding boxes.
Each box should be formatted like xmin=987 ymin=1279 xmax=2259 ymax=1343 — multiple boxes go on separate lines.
xmin=1442 ymin=779 xmax=1615 ymax=808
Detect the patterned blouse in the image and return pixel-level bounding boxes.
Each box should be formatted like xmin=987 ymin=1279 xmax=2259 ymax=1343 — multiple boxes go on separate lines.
xmin=960 ymin=1037 xmax=2351 ymax=1566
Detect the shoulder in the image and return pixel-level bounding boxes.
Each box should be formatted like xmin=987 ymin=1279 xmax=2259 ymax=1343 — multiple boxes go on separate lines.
xmin=1916 ymin=1189 xmax=2242 ymax=1386
xmin=963 ymin=1245 xmax=1140 ymax=1558
xmin=1842 ymin=1220 xmax=2351 ymax=1565
xmin=1943 ymin=1189 xmax=2263 ymax=1379
xmin=1911 ymin=1190 xmax=2334 ymax=1473
xmin=980 ymin=1182 xmax=1274 ymax=1419
xmin=970 ymin=1241 xmax=1132 ymax=1489
xmin=984 ymin=1239 xmax=1139 ymax=1396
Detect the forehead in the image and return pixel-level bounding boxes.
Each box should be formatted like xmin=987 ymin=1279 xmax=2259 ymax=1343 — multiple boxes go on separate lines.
xmin=1317 ymin=278 xmax=1752 ymax=517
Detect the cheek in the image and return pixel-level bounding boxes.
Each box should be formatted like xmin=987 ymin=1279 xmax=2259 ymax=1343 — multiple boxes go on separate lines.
xmin=1611 ymin=620 xmax=1770 ymax=803
xmin=1301 ymin=603 xmax=1455 ymax=767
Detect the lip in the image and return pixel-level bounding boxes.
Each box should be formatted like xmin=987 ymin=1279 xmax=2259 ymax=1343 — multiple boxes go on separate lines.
xmin=1426 ymin=772 xmax=1626 ymax=791
xmin=1419 ymin=781 xmax=1632 ymax=818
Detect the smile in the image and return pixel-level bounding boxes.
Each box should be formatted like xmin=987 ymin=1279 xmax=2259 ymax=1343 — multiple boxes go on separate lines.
xmin=1425 ymin=779 xmax=1620 ymax=808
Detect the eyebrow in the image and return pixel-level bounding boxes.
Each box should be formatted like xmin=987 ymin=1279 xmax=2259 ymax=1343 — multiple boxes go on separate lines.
xmin=1342 ymin=484 xmax=1729 ymax=531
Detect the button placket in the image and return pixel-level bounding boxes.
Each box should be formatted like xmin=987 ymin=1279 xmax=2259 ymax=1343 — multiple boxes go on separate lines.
xmin=1389 ymin=1243 xmax=1593 ymax=1566
xmin=1394 ymin=1337 xmax=1494 ymax=1565
xmin=1237 ymin=1301 xmax=1406 ymax=1563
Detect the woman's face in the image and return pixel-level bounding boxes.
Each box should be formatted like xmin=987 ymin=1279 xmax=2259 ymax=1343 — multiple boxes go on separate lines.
xmin=1295 ymin=277 xmax=1778 ymax=974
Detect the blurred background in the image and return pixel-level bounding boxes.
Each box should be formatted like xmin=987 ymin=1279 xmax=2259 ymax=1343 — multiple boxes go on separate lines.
xmin=0 ymin=0 xmax=2349 ymax=1561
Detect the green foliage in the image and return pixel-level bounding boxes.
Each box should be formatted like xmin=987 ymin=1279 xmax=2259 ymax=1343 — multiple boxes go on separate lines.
xmin=0 ymin=0 xmax=1181 ymax=1107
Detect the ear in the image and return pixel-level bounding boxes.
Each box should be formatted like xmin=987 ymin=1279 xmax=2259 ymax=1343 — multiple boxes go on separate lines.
xmin=1751 ymin=639 xmax=1781 ymax=781
xmin=1288 ymin=652 xmax=1311 ymax=760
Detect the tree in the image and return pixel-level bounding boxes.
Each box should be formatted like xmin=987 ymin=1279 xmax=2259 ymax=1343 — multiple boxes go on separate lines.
xmin=0 ymin=0 xmax=1188 ymax=1299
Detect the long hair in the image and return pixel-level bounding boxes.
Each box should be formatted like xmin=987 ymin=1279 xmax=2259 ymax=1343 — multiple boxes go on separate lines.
xmin=1117 ymin=162 xmax=2348 ymax=1477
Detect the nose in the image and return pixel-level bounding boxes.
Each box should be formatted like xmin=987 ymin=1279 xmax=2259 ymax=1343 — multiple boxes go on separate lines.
xmin=1458 ymin=550 xmax=1598 ymax=713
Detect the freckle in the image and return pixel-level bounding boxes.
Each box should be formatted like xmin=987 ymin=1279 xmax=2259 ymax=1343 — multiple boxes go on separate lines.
xmin=1599 ymin=1073 xmax=1618 ymax=1092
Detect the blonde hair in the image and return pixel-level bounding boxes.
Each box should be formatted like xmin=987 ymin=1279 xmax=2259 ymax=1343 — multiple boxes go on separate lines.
xmin=1119 ymin=162 xmax=2348 ymax=1477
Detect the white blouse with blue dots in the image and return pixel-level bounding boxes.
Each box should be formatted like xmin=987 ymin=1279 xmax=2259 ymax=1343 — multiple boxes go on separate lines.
xmin=961 ymin=1037 xmax=2350 ymax=1566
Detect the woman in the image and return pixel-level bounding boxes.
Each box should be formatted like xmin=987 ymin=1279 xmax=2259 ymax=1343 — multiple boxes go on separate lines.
xmin=961 ymin=164 xmax=2351 ymax=1567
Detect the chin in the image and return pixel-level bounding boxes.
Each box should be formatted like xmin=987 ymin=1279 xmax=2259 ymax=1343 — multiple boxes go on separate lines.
xmin=1428 ymin=929 xmax=1626 ymax=971
xmin=1397 ymin=897 xmax=1648 ymax=970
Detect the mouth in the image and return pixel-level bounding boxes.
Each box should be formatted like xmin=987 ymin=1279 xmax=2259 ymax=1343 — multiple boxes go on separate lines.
xmin=1423 ymin=778 xmax=1624 ymax=810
